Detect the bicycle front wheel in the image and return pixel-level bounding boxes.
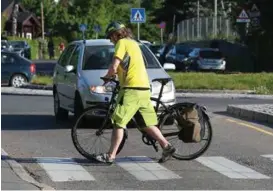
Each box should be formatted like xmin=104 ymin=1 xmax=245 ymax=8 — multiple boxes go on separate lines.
xmin=71 ymin=105 xmax=127 ymax=160
xmin=159 ymin=102 xmax=213 ymax=160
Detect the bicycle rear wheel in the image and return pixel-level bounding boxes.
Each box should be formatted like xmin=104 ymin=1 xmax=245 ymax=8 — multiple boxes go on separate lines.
xmin=159 ymin=102 xmax=213 ymax=160
xmin=71 ymin=105 xmax=127 ymax=160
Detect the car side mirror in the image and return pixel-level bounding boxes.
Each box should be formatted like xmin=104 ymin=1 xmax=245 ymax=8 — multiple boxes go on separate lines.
xmin=163 ymin=63 xmax=176 ymax=70
xmin=64 ymin=65 xmax=75 ymax=73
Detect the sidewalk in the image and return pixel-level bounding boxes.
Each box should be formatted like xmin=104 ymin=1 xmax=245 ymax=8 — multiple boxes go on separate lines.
xmin=1 ymin=160 xmax=38 ymax=190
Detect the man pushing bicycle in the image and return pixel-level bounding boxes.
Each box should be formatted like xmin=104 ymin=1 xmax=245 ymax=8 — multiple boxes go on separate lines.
xmin=94 ymin=21 xmax=176 ymax=164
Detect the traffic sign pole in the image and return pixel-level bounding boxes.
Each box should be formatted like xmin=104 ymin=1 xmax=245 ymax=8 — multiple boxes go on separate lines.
xmin=137 ymin=23 xmax=140 ymax=40
xmin=79 ymin=24 xmax=87 ymax=42
xmin=130 ymin=8 xmax=145 ymax=40
xmin=158 ymin=22 xmax=166 ymax=44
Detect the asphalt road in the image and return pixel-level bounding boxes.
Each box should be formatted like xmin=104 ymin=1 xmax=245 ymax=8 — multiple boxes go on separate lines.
xmin=1 ymin=94 xmax=273 ymax=190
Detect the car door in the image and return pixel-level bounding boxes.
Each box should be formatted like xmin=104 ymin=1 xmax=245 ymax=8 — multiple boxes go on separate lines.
xmin=55 ymin=45 xmax=76 ymax=109
xmin=1 ymin=53 xmax=17 ymax=85
xmin=63 ymin=44 xmax=82 ymax=110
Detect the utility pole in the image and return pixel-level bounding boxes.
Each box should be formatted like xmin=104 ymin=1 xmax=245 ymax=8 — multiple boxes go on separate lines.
xmin=197 ymin=0 xmax=200 ymax=38
xmin=41 ymin=1 xmax=44 ymax=40
xmin=214 ymin=0 xmax=218 ymax=36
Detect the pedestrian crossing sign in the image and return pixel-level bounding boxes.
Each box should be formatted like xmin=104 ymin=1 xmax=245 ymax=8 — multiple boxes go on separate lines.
xmin=236 ymin=9 xmax=250 ymax=23
xmin=130 ymin=8 xmax=146 ymax=23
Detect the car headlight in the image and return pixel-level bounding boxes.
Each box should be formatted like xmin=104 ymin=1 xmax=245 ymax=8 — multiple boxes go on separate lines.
xmin=151 ymin=81 xmax=173 ymax=94
xmin=90 ymin=85 xmax=115 ymax=94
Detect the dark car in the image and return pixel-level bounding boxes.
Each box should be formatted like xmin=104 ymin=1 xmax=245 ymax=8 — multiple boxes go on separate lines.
xmin=165 ymin=44 xmax=194 ymax=71
xmin=9 ymin=40 xmax=31 ymax=59
xmin=148 ymin=44 xmax=164 ymax=58
xmin=184 ymin=48 xmax=226 ymax=72
xmin=1 ymin=51 xmax=36 ymax=87
xmin=1 ymin=40 xmax=13 ymax=52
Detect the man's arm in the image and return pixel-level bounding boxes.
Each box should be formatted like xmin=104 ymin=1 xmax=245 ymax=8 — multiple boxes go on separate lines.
xmin=104 ymin=57 xmax=122 ymax=78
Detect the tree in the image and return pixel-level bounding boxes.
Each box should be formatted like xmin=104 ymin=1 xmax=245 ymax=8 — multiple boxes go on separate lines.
xmin=1 ymin=14 xmax=8 ymax=34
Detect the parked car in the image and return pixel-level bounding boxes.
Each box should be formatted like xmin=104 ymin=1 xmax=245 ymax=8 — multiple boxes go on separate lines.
xmin=185 ymin=48 xmax=226 ymax=71
xmin=165 ymin=44 xmax=194 ymax=71
xmin=1 ymin=51 xmax=36 ymax=87
xmin=52 ymin=39 xmax=176 ymax=120
xmin=1 ymin=40 xmax=13 ymax=52
xmin=9 ymin=40 xmax=31 ymax=59
xmin=148 ymin=44 xmax=164 ymax=59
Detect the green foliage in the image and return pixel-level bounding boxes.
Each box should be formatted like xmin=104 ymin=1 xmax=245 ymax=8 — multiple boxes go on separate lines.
xmin=15 ymin=0 xmax=272 ymax=71
xmin=1 ymin=14 xmax=8 ymax=34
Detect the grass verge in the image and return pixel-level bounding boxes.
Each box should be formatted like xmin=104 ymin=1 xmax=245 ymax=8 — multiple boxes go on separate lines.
xmin=31 ymin=73 xmax=273 ymax=94
xmin=168 ymin=72 xmax=273 ymax=94
xmin=31 ymin=75 xmax=53 ymax=86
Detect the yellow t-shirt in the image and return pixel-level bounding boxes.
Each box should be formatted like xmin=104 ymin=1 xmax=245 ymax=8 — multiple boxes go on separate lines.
xmin=114 ymin=38 xmax=150 ymax=88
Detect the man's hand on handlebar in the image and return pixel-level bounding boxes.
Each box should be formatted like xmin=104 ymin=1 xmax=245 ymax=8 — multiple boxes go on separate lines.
xmin=101 ymin=74 xmax=117 ymax=85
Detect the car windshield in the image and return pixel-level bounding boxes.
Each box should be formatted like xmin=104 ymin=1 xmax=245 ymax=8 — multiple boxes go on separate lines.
xmin=10 ymin=41 xmax=24 ymax=49
xmin=200 ymin=50 xmax=223 ymax=59
xmin=82 ymin=45 xmax=161 ymax=70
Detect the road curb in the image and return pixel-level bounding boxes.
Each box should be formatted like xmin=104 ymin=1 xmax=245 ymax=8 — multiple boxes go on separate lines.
xmin=1 ymin=87 xmax=53 ymax=96
xmin=176 ymin=89 xmax=255 ymax=94
xmin=176 ymin=92 xmax=273 ymax=99
xmin=1 ymin=149 xmax=55 ymax=190
xmin=226 ymin=104 xmax=273 ymax=125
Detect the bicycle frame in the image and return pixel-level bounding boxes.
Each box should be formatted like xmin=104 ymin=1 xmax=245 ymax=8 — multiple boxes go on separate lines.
xmin=95 ymin=77 xmax=175 ymax=152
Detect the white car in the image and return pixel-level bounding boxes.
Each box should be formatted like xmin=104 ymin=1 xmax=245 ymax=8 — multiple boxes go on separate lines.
xmin=52 ymin=39 xmax=176 ymax=120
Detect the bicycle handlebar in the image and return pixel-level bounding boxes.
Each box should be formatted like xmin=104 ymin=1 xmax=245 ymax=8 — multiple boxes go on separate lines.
xmin=100 ymin=77 xmax=119 ymax=85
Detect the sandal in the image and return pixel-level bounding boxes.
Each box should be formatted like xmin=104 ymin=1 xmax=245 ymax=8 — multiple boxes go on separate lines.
xmin=94 ymin=153 xmax=115 ymax=164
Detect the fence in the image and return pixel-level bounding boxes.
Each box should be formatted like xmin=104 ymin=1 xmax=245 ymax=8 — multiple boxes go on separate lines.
xmin=176 ymin=16 xmax=238 ymax=42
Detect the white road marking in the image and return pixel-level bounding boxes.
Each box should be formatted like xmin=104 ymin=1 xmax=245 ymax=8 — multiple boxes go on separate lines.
xmin=116 ymin=156 xmax=181 ymax=181
xmin=1 ymin=148 xmax=55 ymax=190
xmin=36 ymin=157 xmax=95 ymax=182
xmin=196 ymin=156 xmax=270 ymax=179
xmin=261 ymin=154 xmax=273 ymax=161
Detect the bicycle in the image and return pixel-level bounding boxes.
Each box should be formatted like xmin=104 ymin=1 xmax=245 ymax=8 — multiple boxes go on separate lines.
xmin=71 ymin=77 xmax=213 ymax=161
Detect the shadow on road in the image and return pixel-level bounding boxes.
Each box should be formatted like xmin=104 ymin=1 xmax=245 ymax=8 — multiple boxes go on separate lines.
xmin=1 ymin=114 xmax=74 ymax=130
xmin=213 ymin=111 xmax=273 ymax=129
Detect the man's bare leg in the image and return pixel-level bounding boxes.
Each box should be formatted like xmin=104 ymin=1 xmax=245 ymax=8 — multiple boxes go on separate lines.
xmin=108 ymin=127 xmax=124 ymax=159
xmin=144 ymin=126 xmax=169 ymax=148
xmin=144 ymin=126 xmax=176 ymax=163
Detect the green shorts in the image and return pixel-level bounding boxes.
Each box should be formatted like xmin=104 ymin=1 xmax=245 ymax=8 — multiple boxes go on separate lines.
xmin=111 ymin=88 xmax=158 ymax=128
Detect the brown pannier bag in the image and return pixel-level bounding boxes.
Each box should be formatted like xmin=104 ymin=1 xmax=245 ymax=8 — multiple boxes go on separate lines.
xmin=176 ymin=104 xmax=202 ymax=143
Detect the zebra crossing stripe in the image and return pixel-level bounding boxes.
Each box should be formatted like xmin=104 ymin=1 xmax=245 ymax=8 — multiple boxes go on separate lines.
xmin=116 ymin=156 xmax=181 ymax=181
xmin=196 ymin=156 xmax=270 ymax=179
xmin=36 ymin=157 xmax=95 ymax=182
